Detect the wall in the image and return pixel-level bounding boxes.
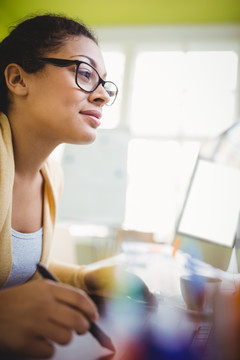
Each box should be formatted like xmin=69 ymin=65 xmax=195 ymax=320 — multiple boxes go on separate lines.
xmin=0 ymin=0 xmax=240 ymax=39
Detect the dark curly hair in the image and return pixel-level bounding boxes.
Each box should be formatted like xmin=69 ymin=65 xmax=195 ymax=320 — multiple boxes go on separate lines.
xmin=0 ymin=13 xmax=98 ymax=114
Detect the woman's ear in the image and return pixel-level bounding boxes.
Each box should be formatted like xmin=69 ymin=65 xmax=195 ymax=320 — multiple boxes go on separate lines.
xmin=4 ymin=63 xmax=28 ymax=97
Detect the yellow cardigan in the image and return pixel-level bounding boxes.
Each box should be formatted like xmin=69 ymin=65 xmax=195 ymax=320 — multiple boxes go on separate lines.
xmin=0 ymin=112 xmax=87 ymax=290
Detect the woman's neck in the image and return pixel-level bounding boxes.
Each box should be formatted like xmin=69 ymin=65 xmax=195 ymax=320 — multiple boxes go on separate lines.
xmin=8 ymin=111 xmax=60 ymax=178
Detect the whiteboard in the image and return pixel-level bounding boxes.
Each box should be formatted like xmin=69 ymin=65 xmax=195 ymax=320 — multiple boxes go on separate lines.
xmin=58 ymin=129 xmax=129 ymax=226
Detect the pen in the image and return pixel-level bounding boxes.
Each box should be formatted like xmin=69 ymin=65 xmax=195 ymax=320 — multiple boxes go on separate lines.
xmin=36 ymin=263 xmax=115 ymax=352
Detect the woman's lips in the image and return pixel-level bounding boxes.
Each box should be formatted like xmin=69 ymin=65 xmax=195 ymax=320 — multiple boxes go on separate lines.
xmin=80 ymin=110 xmax=102 ymax=127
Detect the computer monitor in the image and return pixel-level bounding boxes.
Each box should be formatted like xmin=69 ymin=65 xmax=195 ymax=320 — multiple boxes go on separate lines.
xmin=174 ymin=120 xmax=240 ymax=272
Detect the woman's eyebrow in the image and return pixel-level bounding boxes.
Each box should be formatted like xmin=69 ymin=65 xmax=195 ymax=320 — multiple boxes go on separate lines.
xmin=70 ymin=54 xmax=107 ymax=78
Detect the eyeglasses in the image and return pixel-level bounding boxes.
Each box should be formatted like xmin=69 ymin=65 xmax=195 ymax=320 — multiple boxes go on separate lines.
xmin=39 ymin=57 xmax=118 ymax=106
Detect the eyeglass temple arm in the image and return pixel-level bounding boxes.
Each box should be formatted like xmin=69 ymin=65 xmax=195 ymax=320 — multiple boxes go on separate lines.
xmin=39 ymin=58 xmax=77 ymax=67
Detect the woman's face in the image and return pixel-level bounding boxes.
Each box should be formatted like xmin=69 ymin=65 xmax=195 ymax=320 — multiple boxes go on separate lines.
xmin=24 ymin=36 xmax=110 ymax=145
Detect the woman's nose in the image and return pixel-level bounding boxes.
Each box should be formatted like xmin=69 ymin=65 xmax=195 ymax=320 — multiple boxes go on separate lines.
xmin=88 ymin=84 xmax=110 ymax=106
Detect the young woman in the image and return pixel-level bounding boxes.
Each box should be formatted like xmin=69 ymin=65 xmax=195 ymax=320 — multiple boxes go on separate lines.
xmin=0 ymin=13 xmax=119 ymax=358
xmin=0 ymin=13 xmax=155 ymax=358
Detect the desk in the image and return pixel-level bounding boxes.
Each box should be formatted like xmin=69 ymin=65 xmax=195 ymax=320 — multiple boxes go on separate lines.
xmin=34 ymin=245 xmax=239 ymax=360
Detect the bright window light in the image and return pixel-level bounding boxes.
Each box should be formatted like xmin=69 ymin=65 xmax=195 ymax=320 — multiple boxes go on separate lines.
xmin=130 ymin=50 xmax=238 ymax=137
xmin=101 ymin=50 xmax=125 ymax=129
xmin=183 ymin=92 xmax=235 ymax=136
xmin=130 ymin=51 xmax=185 ymax=136
xmin=124 ymin=139 xmax=200 ymax=240
xmin=59 ymin=26 xmax=240 ymax=244
xmin=124 ymin=139 xmax=179 ymax=239
xmin=185 ymin=51 xmax=238 ymax=90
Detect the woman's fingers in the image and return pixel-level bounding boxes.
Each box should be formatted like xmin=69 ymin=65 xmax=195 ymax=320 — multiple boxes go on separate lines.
xmin=0 ymin=279 xmax=99 ymax=357
xmin=45 ymin=301 xmax=91 ymax=335
xmin=37 ymin=320 xmax=74 ymax=346
xmin=49 ymin=281 xmax=99 ymax=322
xmin=21 ymin=337 xmax=55 ymax=359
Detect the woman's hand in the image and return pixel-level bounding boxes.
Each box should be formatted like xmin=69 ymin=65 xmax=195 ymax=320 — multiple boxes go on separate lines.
xmin=84 ymin=265 xmax=157 ymax=306
xmin=0 ymin=278 xmax=98 ymax=358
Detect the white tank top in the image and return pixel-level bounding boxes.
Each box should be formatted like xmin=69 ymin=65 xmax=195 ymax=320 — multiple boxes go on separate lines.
xmin=3 ymin=228 xmax=43 ymax=288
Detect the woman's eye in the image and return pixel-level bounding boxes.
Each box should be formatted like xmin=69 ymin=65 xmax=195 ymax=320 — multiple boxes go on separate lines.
xmin=78 ymin=69 xmax=92 ymax=81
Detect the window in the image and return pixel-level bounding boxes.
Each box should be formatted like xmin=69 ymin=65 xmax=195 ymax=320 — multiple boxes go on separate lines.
xmin=100 ymin=50 xmax=125 ymax=129
xmin=130 ymin=50 xmax=238 ymax=137
xmin=57 ymin=25 xmax=240 ymax=243
xmin=96 ymin=25 xmax=240 ymax=241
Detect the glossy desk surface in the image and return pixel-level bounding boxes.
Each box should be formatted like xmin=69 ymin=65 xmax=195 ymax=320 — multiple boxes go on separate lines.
xmin=34 ymin=244 xmax=239 ymax=360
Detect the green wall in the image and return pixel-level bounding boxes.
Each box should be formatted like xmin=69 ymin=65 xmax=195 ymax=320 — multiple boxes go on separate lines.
xmin=0 ymin=0 xmax=240 ymax=38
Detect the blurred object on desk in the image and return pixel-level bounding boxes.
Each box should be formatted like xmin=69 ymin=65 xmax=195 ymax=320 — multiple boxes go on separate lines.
xmin=214 ymin=285 xmax=240 ymax=360
xmin=115 ymin=228 xmax=155 ymax=253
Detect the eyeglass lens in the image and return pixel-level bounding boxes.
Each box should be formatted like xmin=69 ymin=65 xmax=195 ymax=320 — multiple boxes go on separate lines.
xmin=77 ymin=63 xmax=117 ymax=105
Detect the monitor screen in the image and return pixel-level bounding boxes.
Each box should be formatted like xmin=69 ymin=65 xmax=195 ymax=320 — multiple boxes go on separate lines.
xmin=176 ymin=157 xmax=240 ymax=271
xmin=178 ymin=159 xmax=240 ymax=247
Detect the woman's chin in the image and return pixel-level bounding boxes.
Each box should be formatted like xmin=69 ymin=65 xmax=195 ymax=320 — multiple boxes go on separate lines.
xmin=71 ymin=131 xmax=98 ymax=145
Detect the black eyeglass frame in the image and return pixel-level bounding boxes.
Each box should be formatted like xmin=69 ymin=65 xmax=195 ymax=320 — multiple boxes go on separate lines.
xmin=39 ymin=57 xmax=118 ymax=105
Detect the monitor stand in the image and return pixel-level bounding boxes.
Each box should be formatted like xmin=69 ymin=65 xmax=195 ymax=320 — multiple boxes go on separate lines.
xmin=225 ymin=216 xmax=240 ymax=292
xmin=227 ymin=246 xmax=238 ymax=273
